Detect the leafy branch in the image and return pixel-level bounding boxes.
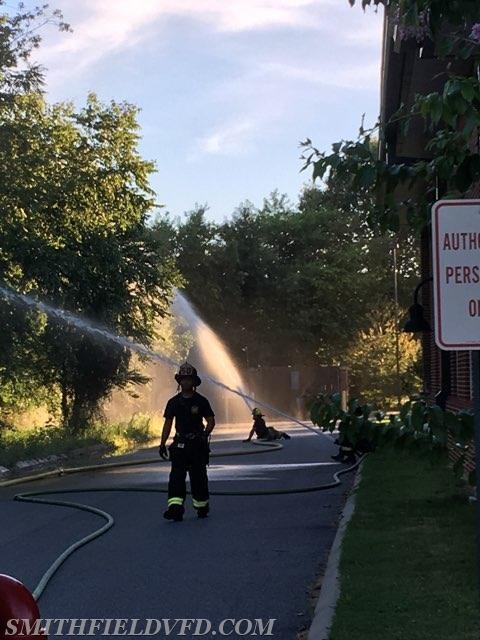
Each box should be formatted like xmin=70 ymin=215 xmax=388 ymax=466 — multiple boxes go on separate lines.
xmin=302 ymin=1 xmax=480 ymax=232
xmin=310 ymin=392 xmax=476 ymax=484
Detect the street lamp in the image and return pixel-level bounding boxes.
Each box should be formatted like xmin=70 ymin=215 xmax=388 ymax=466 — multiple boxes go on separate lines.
xmin=393 ymin=244 xmax=401 ymax=411
xmin=402 ymin=277 xmax=432 ymax=333
xmin=402 ymin=275 xmax=451 ymax=409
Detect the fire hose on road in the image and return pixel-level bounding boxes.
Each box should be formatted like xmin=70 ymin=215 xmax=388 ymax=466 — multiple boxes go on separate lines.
xmin=2 ymin=441 xmax=364 ymax=603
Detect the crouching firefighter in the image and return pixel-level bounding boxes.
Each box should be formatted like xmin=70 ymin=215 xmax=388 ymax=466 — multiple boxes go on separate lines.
xmin=159 ymin=362 xmax=215 ymax=522
xmin=243 ymin=408 xmax=291 ymax=442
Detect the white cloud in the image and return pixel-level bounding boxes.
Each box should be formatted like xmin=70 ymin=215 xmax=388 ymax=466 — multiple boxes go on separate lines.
xmin=38 ymin=0 xmax=161 ymax=74
xmin=190 ymin=119 xmax=256 ymax=159
xmin=31 ymin=0 xmax=383 ymax=170
xmin=39 ymin=0 xmax=323 ymax=69
xmin=320 ymin=8 xmax=383 ymax=47
xmin=36 ymin=0 xmax=383 ymax=94
xmin=178 ymin=0 xmax=320 ymax=32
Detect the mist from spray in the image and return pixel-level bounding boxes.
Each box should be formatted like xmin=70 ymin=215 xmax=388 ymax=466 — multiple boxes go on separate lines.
xmin=0 ymin=285 xmax=317 ymax=432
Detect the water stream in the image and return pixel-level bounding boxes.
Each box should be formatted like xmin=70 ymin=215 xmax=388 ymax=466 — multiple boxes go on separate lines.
xmin=0 ymin=285 xmax=315 ymax=431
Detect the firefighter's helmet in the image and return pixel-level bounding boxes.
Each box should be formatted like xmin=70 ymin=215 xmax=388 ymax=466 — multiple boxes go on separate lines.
xmin=252 ymin=407 xmax=263 ymax=417
xmin=175 ymin=361 xmax=201 ymax=387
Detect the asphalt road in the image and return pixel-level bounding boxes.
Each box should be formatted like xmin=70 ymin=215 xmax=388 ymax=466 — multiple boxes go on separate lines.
xmin=0 ymin=424 xmax=353 ymax=639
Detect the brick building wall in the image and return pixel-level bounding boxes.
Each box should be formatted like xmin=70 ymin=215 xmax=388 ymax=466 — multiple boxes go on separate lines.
xmin=420 ymin=191 xmax=480 ymax=475
xmin=421 ymin=219 xmax=476 ymax=474
xmin=381 ymin=7 xmax=479 ymax=477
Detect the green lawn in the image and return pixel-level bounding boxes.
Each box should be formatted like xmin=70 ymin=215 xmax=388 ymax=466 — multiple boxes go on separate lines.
xmin=330 ymin=449 xmax=479 ymax=640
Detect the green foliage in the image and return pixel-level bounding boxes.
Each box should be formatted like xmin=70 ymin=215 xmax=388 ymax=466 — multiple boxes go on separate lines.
xmin=0 ymin=301 xmax=55 ymax=417
xmin=0 ymin=2 xmax=71 ymax=418
xmin=0 ymin=3 xmax=180 ymax=431
xmin=0 ymin=423 xmax=112 ymax=468
xmin=343 ymin=305 xmax=421 ymax=407
xmin=348 ymin=0 xmax=479 ymax=31
xmin=162 ymin=188 xmax=419 ymax=373
xmin=310 ymin=393 xmax=379 ymax=448
xmin=0 ymin=94 xmax=181 ymax=432
xmin=121 ymin=413 xmax=155 ymax=445
xmin=153 ymin=313 xmax=194 ymax=363
xmin=0 ymin=1 xmax=70 ymax=101
xmin=0 ymin=412 xmax=160 ymax=468
xmin=310 ymin=393 xmax=475 ymax=483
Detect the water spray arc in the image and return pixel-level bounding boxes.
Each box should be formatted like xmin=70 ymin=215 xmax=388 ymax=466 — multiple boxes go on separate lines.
xmin=0 ymin=285 xmax=320 ymax=433
xmin=172 ymin=291 xmax=253 ymax=417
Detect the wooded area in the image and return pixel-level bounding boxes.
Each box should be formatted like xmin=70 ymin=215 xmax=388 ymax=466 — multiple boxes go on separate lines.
xmin=0 ymin=1 xmax=422 ymax=435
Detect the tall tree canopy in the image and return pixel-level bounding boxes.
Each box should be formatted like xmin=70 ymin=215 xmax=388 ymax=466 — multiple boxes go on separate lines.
xmin=152 ymin=185 xmax=420 ymax=406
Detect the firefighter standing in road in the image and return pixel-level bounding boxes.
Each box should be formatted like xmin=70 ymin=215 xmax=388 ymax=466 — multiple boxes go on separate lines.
xmin=159 ymin=362 xmax=215 ymax=522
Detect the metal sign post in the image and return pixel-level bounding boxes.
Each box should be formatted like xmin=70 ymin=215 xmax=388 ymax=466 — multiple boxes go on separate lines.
xmin=432 ymin=200 xmax=480 ymax=591
xmin=472 ymin=351 xmax=480 ymax=592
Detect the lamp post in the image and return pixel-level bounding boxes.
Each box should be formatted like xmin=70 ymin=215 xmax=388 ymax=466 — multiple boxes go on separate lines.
xmin=402 ymin=276 xmax=441 ymax=406
xmin=393 ymin=244 xmax=401 ymax=411
xmin=402 ymin=277 xmax=432 ymax=333
xmin=403 ymin=276 xmax=456 ymax=407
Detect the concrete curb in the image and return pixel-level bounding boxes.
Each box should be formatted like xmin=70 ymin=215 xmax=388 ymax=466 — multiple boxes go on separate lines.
xmin=307 ymin=459 xmax=365 ymax=640
xmin=0 ymin=443 xmax=112 ymax=480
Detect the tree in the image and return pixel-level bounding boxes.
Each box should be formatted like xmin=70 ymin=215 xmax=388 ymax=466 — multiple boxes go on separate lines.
xmin=173 ymin=205 xmax=230 ymax=316
xmin=0 ymin=1 xmax=70 ymax=423
xmin=0 ymin=94 xmax=181 ymax=431
xmin=0 ymin=3 xmax=182 ymax=431
xmin=0 ymin=300 xmax=52 ymax=423
xmin=343 ymin=306 xmax=421 ymax=407
xmin=171 ymin=187 xmax=420 ymax=395
xmin=0 ymin=1 xmax=70 ymax=101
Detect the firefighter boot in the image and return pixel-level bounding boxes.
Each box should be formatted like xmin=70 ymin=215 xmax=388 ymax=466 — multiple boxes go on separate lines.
xmin=196 ymin=505 xmax=209 ymax=519
xmin=163 ymin=504 xmax=184 ymax=522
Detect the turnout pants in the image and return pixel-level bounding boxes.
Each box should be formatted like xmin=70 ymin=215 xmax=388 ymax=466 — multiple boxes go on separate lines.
xmin=167 ymin=434 xmax=210 ymax=510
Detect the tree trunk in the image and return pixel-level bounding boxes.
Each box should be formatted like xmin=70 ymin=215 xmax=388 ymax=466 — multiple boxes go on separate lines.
xmin=67 ymin=395 xmax=97 ymax=434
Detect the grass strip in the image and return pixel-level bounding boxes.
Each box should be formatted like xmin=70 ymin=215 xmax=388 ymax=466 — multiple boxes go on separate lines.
xmin=330 ymin=449 xmax=478 ymax=640
xmin=0 ymin=413 xmax=160 ymax=467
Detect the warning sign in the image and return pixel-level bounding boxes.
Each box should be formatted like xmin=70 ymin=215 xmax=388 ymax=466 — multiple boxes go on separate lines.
xmin=432 ymin=199 xmax=480 ymax=350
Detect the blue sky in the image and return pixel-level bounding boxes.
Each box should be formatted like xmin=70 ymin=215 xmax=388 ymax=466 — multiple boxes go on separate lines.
xmin=25 ymin=0 xmax=384 ymax=223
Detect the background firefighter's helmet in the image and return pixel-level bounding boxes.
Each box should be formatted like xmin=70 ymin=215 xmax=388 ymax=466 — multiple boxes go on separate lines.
xmin=175 ymin=361 xmax=201 ymax=387
xmin=252 ymin=407 xmax=263 ymax=417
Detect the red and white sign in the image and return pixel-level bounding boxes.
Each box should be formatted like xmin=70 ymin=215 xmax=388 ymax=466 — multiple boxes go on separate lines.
xmin=432 ymin=199 xmax=480 ymax=350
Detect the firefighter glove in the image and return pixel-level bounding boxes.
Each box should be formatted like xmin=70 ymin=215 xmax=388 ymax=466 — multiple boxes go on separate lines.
xmin=159 ymin=444 xmax=168 ymax=460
